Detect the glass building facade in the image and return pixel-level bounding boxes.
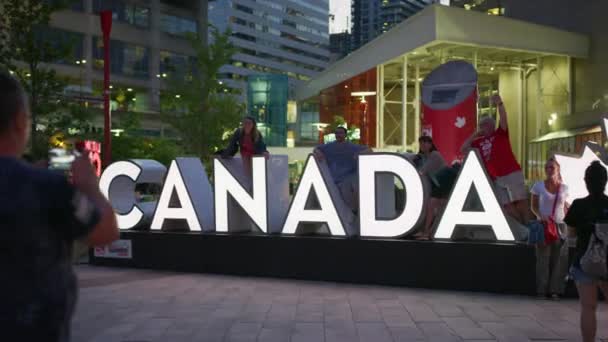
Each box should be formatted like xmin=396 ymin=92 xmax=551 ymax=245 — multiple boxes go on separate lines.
xmin=45 ymin=0 xmax=329 ymax=139
xmin=93 ymin=0 xmax=151 ymax=28
xmin=247 ymin=75 xmax=289 ymax=147
xmin=209 ymin=0 xmax=330 ymax=98
xmin=351 ymin=0 xmax=433 ymax=51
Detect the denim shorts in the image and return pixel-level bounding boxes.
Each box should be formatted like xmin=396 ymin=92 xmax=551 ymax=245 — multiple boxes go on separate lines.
xmin=569 ymin=265 xmax=603 ymax=284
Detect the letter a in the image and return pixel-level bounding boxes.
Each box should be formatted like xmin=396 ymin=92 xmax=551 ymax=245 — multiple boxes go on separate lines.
xmin=282 ymin=155 xmax=347 ymax=235
xmin=359 ymin=154 xmax=424 ymax=237
xmin=434 ymin=151 xmax=514 ymax=241
xmin=151 ymin=160 xmax=203 ymax=231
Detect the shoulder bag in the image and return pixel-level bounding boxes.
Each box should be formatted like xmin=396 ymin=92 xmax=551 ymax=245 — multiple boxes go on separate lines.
xmin=543 ymin=184 xmax=561 ymax=244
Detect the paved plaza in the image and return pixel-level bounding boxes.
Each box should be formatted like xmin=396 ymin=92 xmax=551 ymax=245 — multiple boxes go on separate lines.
xmin=73 ymin=265 xmax=607 ymax=342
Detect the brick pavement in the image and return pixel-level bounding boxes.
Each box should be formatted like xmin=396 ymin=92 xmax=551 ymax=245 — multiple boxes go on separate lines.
xmin=73 ymin=265 xmax=608 ymax=342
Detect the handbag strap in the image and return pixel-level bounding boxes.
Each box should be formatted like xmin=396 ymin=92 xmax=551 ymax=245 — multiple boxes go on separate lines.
xmin=550 ymin=183 xmax=560 ymax=219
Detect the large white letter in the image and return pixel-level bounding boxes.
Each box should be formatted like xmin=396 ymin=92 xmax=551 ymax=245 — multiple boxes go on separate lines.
xmin=214 ymin=156 xmax=268 ymax=233
xmin=151 ymin=158 xmax=212 ymax=231
xmin=99 ymin=160 xmax=166 ymax=230
xmin=359 ymin=154 xmax=424 ymax=237
xmin=434 ymin=151 xmax=514 ymax=241
xmin=282 ymin=155 xmax=347 ymax=235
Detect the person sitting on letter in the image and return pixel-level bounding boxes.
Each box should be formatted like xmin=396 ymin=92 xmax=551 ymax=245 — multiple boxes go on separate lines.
xmin=222 ymin=116 xmax=270 ymax=176
xmin=461 ymin=94 xmax=529 ymax=224
xmin=313 ymin=126 xmax=370 ymax=212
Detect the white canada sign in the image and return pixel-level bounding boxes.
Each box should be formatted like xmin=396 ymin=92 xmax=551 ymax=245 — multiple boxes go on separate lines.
xmin=99 ymin=151 xmax=515 ymax=241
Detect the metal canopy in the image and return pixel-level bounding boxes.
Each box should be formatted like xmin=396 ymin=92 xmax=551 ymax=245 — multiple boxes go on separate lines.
xmin=296 ymin=4 xmax=589 ymax=101
xmin=530 ymin=125 xmax=602 ymax=143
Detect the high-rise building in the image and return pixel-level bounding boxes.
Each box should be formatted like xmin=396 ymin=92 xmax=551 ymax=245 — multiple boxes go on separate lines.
xmin=41 ymin=0 xmax=329 ymax=138
xmin=209 ymin=0 xmax=331 ymax=99
xmin=351 ymin=0 xmax=434 ymax=51
xmin=449 ymin=0 xmax=505 ymax=15
xmin=329 ymin=32 xmax=351 ymax=61
xmin=45 ymin=0 xmax=208 ymax=137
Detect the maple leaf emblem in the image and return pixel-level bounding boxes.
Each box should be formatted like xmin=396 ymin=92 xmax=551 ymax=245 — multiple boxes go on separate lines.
xmin=554 ymin=117 xmax=608 ymax=200
xmin=455 ymin=116 xmax=466 ymax=128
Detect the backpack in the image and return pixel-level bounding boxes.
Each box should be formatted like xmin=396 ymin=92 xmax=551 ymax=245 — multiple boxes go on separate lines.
xmin=580 ymin=223 xmax=608 ymax=279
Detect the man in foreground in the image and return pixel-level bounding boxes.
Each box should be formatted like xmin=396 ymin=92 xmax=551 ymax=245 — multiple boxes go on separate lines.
xmin=0 ymin=72 xmax=119 ymax=341
xmin=461 ymin=94 xmax=529 ymax=224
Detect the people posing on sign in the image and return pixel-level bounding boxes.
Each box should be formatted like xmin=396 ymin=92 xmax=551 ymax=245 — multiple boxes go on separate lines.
xmin=411 ymin=136 xmax=447 ymax=241
xmin=530 ymin=157 xmax=570 ymax=300
xmin=0 ymin=72 xmax=119 ymax=341
xmin=564 ymin=161 xmax=608 ymax=342
xmin=313 ymin=126 xmax=371 ymax=212
xmin=461 ymin=94 xmax=529 ymax=224
xmin=222 ymin=116 xmax=270 ymax=176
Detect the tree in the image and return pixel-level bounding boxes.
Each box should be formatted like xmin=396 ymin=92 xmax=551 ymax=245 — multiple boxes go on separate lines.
xmin=160 ymin=27 xmax=243 ymax=161
xmin=0 ymin=0 xmax=79 ymax=157
xmin=324 ymin=115 xmax=360 ymax=143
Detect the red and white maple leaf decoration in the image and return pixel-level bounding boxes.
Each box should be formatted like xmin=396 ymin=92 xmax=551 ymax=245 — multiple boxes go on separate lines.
xmin=554 ymin=118 xmax=608 ymax=200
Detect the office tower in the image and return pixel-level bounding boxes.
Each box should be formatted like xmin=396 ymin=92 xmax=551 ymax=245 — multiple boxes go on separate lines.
xmin=351 ymin=0 xmax=434 ymax=51
xmin=209 ymin=0 xmax=330 ymax=99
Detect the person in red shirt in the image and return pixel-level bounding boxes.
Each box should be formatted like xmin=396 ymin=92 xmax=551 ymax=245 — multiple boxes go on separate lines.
xmin=461 ymin=94 xmax=529 ymax=224
xmin=222 ymin=116 xmax=270 ymax=176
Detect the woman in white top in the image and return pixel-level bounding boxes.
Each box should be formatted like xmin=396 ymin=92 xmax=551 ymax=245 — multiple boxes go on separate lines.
xmin=530 ymin=157 xmax=570 ymax=299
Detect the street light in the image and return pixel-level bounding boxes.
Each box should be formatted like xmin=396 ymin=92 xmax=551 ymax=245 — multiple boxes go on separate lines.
xmin=351 ymin=91 xmax=377 ymax=145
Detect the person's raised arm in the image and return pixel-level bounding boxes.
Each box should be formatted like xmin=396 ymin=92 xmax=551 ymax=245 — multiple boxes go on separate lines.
xmin=71 ymin=154 xmax=119 ymax=246
xmin=357 ymin=145 xmax=373 ymax=154
xmin=461 ymin=131 xmax=481 ymax=155
xmin=257 ymin=135 xmax=270 ymax=159
xmin=313 ymin=146 xmax=325 ymax=161
xmin=492 ymin=94 xmax=508 ymax=131
xmin=221 ymin=129 xmax=241 ymax=158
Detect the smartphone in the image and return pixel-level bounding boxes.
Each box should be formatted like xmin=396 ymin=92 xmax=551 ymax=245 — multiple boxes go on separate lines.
xmin=48 ymin=148 xmax=80 ymax=175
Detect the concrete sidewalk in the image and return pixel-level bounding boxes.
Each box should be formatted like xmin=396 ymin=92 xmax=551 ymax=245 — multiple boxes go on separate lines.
xmin=73 ymin=265 xmax=607 ymax=342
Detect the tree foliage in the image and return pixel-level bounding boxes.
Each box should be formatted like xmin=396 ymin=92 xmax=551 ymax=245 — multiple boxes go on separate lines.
xmin=161 ymin=27 xmax=243 ymax=161
xmin=0 ymin=0 xmax=87 ymax=157
xmin=110 ymin=136 xmax=184 ymax=167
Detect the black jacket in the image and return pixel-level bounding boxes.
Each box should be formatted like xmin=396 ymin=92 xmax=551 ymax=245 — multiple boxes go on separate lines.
xmin=222 ymin=128 xmax=268 ymax=157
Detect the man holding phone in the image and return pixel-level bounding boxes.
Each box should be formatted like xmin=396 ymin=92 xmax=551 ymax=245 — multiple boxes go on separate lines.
xmin=0 ymin=72 xmax=118 ymax=341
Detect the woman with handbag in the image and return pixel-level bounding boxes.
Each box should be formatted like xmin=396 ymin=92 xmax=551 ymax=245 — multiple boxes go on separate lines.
xmin=530 ymin=157 xmax=570 ymax=299
xmin=564 ymin=161 xmax=608 ymax=342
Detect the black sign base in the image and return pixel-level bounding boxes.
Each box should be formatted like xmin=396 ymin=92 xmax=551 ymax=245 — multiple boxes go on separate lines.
xmin=90 ymin=231 xmax=535 ymax=295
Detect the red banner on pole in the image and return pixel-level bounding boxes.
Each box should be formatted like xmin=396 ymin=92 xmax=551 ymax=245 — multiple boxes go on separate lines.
xmin=100 ymin=11 xmax=112 ymax=168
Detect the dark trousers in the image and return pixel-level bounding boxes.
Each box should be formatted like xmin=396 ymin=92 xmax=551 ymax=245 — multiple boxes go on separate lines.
xmin=536 ymin=239 xmax=569 ymax=295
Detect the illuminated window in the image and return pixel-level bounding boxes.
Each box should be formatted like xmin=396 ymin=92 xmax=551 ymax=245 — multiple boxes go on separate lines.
xmin=93 ymin=0 xmax=149 ymax=28
xmin=160 ymin=51 xmax=191 ymax=75
xmin=487 ymin=7 xmax=505 ymax=15
xmin=92 ymin=38 xmax=149 ymax=78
